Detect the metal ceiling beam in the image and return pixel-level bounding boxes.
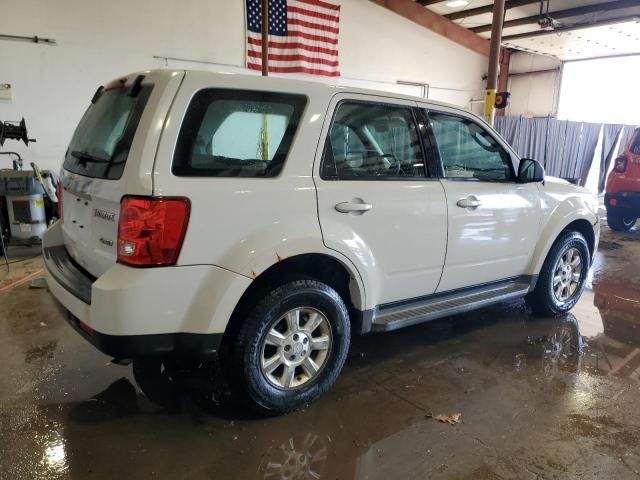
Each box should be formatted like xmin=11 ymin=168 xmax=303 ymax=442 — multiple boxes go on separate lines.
xmin=446 ymin=0 xmax=539 ymax=21
xmin=371 ymin=0 xmax=491 ymax=56
xmin=471 ymin=0 xmax=640 ymax=33
xmin=502 ymin=13 xmax=640 ymax=41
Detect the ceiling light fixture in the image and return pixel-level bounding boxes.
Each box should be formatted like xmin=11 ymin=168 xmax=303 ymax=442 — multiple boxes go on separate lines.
xmin=445 ymin=0 xmax=469 ymax=8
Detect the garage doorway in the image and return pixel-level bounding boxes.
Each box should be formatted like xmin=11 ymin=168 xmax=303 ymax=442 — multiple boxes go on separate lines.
xmin=557 ymin=55 xmax=640 ymax=193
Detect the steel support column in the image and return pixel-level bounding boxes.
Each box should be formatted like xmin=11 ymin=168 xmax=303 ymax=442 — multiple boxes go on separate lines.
xmin=484 ymin=0 xmax=506 ymax=126
xmin=261 ymin=0 xmax=269 ymax=76
xmin=496 ymin=49 xmax=511 ymax=117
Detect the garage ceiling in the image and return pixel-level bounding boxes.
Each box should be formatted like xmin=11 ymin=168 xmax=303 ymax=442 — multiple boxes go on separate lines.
xmin=415 ymin=0 xmax=640 ymax=59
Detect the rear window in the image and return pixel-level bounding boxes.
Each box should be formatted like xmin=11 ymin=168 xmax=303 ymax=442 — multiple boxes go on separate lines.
xmin=63 ymin=83 xmax=153 ymax=180
xmin=172 ymin=89 xmax=307 ymax=177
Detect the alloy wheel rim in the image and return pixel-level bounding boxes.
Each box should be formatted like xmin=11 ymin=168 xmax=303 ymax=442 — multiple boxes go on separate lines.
xmin=260 ymin=307 xmax=332 ymax=390
xmin=552 ymin=247 xmax=583 ymax=302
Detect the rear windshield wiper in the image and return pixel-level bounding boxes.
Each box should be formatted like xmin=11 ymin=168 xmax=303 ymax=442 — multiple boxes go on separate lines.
xmin=71 ymin=150 xmax=109 ymax=164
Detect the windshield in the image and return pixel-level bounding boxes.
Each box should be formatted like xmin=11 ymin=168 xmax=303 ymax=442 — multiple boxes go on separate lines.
xmin=62 ymin=84 xmax=153 ymax=180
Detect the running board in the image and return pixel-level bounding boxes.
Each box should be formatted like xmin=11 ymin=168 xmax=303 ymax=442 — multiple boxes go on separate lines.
xmin=371 ymin=277 xmax=532 ymax=332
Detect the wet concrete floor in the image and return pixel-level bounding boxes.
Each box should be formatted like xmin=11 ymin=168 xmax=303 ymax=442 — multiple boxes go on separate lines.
xmin=1 ymin=224 xmax=640 ymax=479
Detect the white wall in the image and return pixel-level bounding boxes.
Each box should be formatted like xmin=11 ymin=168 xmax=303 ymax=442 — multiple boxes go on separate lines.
xmin=0 ymin=0 xmax=487 ymax=171
xmin=505 ymin=51 xmax=561 ymax=118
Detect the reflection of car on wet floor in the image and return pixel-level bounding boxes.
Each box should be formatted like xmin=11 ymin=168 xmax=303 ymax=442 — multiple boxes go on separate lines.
xmin=61 ymin=314 xmax=588 ymax=480
xmin=591 ymin=276 xmax=640 ymax=378
xmin=605 ymin=126 xmax=640 ymax=232
xmin=595 ymin=280 xmax=640 ymax=345
xmin=539 ymin=315 xmax=583 ymax=372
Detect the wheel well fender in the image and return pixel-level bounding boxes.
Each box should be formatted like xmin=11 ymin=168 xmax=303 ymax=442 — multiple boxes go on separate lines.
xmin=563 ymin=219 xmax=596 ymax=259
xmin=529 ymin=216 xmax=597 ymax=276
xmin=221 ymin=253 xmax=365 ymax=351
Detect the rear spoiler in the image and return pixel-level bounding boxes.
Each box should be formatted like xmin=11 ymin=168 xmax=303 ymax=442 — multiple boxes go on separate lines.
xmin=90 ymin=74 xmax=145 ymax=104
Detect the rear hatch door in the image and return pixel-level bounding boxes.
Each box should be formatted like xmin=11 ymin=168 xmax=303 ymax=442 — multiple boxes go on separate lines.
xmin=60 ymin=70 xmax=184 ymax=277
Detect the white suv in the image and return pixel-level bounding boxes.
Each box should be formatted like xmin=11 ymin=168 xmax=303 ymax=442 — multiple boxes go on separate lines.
xmin=44 ymin=70 xmax=599 ymax=414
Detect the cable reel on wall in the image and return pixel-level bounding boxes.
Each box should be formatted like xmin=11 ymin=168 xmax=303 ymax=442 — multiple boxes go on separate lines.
xmin=495 ymin=92 xmax=511 ymax=109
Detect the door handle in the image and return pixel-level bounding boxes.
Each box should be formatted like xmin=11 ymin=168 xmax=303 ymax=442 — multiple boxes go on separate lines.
xmin=456 ymin=195 xmax=482 ymax=209
xmin=335 ymin=199 xmax=373 ymax=214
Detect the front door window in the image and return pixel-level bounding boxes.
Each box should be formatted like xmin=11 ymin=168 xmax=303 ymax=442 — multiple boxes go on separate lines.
xmin=429 ymin=113 xmax=513 ymax=181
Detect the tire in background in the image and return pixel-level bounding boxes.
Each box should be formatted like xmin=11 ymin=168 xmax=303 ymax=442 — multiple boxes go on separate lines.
xmin=606 ymin=207 xmax=637 ymax=232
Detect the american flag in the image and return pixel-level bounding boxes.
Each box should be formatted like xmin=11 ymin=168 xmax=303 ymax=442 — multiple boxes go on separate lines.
xmin=246 ymin=0 xmax=341 ymax=77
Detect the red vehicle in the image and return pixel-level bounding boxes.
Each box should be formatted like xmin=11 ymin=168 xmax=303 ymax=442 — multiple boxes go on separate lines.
xmin=605 ymin=127 xmax=640 ymax=231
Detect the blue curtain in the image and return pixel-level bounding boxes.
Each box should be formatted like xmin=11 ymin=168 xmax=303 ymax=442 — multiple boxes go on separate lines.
xmin=599 ymin=124 xmax=623 ymax=193
xmin=544 ymin=119 xmax=567 ymax=177
xmin=617 ymin=125 xmax=636 ymax=156
xmin=494 ymin=116 xmax=521 ymax=151
xmin=494 ymin=116 xmax=611 ymax=185
xmin=557 ymin=121 xmax=583 ymax=179
xmin=574 ymin=122 xmax=601 ymax=184
xmin=516 ymin=118 xmax=548 ymax=163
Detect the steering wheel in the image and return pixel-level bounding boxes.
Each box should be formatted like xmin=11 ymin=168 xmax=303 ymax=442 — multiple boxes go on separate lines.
xmin=379 ymin=154 xmax=402 ymax=175
xmin=471 ymin=131 xmax=500 ymax=153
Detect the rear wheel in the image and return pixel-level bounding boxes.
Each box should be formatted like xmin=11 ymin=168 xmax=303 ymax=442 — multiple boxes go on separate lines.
xmin=526 ymin=231 xmax=590 ymax=316
xmin=607 ymin=207 xmax=636 ymax=232
xmin=229 ymin=279 xmax=350 ymax=415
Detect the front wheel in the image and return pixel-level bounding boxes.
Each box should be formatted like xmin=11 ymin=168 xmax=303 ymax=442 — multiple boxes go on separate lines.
xmin=526 ymin=231 xmax=590 ymax=316
xmin=229 ymin=279 xmax=351 ymax=416
xmin=607 ymin=207 xmax=636 ymax=232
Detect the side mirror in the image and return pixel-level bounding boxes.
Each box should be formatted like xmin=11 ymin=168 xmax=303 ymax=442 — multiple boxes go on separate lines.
xmin=518 ymin=158 xmax=545 ymax=183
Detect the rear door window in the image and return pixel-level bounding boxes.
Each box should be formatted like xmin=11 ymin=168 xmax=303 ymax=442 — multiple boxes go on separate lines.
xmin=63 ymin=83 xmax=153 ymax=180
xmin=172 ymin=90 xmax=307 ymax=177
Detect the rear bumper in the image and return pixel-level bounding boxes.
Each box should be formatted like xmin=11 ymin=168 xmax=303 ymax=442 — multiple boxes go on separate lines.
xmin=53 ymin=298 xmax=222 ymax=358
xmin=605 ymin=192 xmax=640 ymax=214
xmin=43 ymin=221 xmax=252 ymax=358
xmin=43 ymin=244 xmax=94 ymax=305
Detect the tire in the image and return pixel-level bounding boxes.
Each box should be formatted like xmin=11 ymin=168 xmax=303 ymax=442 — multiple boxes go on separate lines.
xmin=607 ymin=207 xmax=636 ymax=232
xmin=229 ymin=279 xmax=350 ymax=416
xmin=526 ymin=231 xmax=590 ymax=316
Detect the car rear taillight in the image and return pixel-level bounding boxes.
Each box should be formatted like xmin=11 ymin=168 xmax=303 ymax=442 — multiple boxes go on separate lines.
xmin=614 ymin=155 xmax=628 ymax=173
xmin=117 ymin=196 xmax=190 ymax=267
xmin=56 ymin=182 xmax=63 ymax=220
